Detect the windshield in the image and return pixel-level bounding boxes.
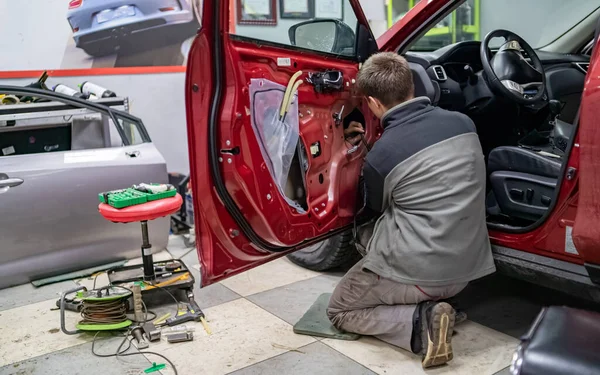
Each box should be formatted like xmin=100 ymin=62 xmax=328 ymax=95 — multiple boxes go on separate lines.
xmin=385 ymin=0 xmax=600 ymax=52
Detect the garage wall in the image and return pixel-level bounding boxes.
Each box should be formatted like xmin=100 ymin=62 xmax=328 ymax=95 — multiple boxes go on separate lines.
xmin=0 ymin=0 xmax=73 ymax=71
xmin=0 ymin=73 xmax=190 ymax=174
xmin=234 ymin=1 xmax=358 ymax=45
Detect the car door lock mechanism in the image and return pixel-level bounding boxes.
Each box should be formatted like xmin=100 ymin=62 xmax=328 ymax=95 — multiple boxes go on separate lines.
xmin=306 ymin=71 xmax=344 ymax=94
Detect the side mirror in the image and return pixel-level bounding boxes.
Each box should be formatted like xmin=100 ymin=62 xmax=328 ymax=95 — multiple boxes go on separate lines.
xmin=289 ymin=19 xmax=355 ymax=56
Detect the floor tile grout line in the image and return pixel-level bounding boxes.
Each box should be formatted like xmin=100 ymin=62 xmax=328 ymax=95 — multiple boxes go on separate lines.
xmin=0 ymin=334 xmax=146 ymax=370
xmin=240 ymin=272 xmax=325 ymax=299
xmin=222 ymin=341 xmax=325 ymax=375
xmin=319 ymin=339 xmax=381 ymax=374
xmin=214 ymin=283 xmax=244 ymax=300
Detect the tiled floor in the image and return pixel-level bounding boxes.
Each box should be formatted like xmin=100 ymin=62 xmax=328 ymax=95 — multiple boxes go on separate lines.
xmin=0 ymin=235 xmax=531 ymax=375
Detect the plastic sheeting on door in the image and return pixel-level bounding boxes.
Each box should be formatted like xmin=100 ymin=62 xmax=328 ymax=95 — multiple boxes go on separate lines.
xmin=249 ymin=78 xmax=304 ymax=212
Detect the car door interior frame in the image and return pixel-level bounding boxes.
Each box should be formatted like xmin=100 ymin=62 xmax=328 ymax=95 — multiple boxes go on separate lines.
xmin=206 ymin=0 xmax=356 ymax=253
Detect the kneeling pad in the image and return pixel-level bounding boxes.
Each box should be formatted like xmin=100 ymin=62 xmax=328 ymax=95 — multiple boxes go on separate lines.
xmin=293 ymin=293 xmax=361 ymax=341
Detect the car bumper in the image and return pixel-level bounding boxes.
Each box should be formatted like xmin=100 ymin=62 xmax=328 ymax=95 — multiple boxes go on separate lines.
xmin=73 ymin=11 xmax=193 ymax=47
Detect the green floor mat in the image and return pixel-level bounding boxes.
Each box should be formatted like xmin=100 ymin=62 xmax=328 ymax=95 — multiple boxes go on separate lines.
xmin=293 ymin=293 xmax=361 ymax=341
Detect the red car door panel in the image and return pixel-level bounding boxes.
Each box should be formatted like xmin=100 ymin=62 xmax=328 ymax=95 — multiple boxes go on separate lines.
xmin=573 ymin=31 xmax=600 ymax=267
xmin=187 ymin=0 xmax=382 ymax=285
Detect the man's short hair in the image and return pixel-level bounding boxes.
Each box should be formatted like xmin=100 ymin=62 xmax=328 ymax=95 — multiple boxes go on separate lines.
xmin=356 ymin=52 xmax=415 ymax=107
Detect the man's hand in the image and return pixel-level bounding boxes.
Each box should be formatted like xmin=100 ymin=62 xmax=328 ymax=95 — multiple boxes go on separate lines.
xmin=344 ymin=121 xmax=365 ymax=146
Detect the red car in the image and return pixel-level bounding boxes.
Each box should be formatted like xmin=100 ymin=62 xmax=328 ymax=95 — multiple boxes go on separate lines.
xmin=186 ymin=0 xmax=600 ymax=302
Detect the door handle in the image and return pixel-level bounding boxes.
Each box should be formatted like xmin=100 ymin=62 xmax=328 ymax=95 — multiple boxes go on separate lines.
xmin=0 ymin=173 xmax=23 ymax=189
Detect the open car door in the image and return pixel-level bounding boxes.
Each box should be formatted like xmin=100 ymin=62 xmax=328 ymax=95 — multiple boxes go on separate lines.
xmin=186 ymin=0 xmax=455 ymax=286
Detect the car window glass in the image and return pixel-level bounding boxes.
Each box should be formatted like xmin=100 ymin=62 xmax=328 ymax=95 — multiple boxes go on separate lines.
xmin=380 ymin=0 xmax=600 ymax=52
xmin=117 ymin=117 xmax=145 ymax=146
xmin=0 ymin=92 xmax=146 ymax=157
xmin=230 ymin=0 xmax=358 ymax=57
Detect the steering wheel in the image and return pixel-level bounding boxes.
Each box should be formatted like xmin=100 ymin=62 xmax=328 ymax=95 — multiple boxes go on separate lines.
xmin=480 ymin=30 xmax=546 ymax=105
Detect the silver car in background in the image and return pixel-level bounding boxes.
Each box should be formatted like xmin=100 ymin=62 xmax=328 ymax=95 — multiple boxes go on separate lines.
xmin=0 ymin=87 xmax=169 ymax=289
xmin=67 ymin=0 xmax=198 ymax=56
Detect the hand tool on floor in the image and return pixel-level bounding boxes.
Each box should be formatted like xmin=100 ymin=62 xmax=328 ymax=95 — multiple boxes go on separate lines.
xmin=142 ymin=322 xmax=162 ymax=342
xmin=160 ymin=300 xmax=204 ymax=327
xmin=163 ymin=324 xmax=195 ymax=333
xmin=131 ymin=326 xmax=149 ymax=349
xmin=158 ymin=299 xmax=211 ymax=334
xmin=52 ymin=297 xmax=82 ymax=312
xmin=166 ymin=331 xmax=194 ymax=343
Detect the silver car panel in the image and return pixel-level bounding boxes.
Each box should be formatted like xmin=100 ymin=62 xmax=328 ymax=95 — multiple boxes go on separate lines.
xmin=0 ymin=88 xmax=169 ymax=289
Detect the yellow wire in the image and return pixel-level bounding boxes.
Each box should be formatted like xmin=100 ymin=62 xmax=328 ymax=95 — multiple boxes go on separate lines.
xmin=282 ymin=80 xmax=303 ymax=117
xmin=280 ymin=71 xmax=303 ymax=118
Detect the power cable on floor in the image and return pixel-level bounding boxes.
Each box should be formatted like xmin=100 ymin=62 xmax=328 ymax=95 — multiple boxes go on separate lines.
xmin=91 ymin=331 xmax=179 ymax=375
xmin=89 ymin=290 xmax=179 ymax=375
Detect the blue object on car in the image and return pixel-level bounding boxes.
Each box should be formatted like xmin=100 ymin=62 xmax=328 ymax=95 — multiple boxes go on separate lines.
xmin=67 ymin=0 xmax=197 ymax=56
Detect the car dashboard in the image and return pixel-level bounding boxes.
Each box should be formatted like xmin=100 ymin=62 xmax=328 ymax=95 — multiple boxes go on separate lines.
xmin=404 ymin=41 xmax=590 ymax=122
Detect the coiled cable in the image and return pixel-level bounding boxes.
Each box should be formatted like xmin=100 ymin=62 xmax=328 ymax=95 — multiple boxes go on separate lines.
xmin=79 ymin=298 xmax=129 ymax=325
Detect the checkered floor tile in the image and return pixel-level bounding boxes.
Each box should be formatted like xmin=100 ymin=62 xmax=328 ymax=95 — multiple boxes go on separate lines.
xmin=0 ymin=235 xmax=519 ymax=375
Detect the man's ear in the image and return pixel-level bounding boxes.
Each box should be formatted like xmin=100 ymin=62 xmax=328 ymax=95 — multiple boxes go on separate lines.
xmin=367 ymin=96 xmax=383 ymax=110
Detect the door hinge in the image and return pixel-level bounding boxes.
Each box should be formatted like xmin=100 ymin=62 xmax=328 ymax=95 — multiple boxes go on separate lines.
xmin=566 ymin=167 xmax=577 ymax=181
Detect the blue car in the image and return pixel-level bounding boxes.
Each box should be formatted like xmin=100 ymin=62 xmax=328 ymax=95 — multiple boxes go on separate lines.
xmin=67 ymin=0 xmax=198 ymax=56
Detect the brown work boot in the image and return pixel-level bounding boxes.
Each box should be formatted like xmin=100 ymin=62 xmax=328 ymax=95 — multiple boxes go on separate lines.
xmin=416 ymin=301 xmax=456 ymax=368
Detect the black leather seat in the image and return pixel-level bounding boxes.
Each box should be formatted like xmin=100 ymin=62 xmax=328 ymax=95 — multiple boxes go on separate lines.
xmin=487 ymin=146 xmax=562 ymax=221
xmin=488 ymin=146 xmax=562 ymax=178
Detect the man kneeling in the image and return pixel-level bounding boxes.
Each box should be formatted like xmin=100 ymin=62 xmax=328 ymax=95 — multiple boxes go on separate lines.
xmin=327 ymin=52 xmax=495 ymax=368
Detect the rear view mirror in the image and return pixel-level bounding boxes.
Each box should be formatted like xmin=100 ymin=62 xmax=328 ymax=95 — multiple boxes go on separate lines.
xmin=289 ymin=19 xmax=355 ymax=56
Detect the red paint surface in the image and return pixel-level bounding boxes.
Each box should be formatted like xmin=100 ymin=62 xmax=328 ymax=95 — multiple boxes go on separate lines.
xmin=378 ymin=0 xmax=457 ymax=52
xmin=573 ymin=35 xmax=600 ymax=266
xmin=188 ymin=0 xmax=377 ymax=286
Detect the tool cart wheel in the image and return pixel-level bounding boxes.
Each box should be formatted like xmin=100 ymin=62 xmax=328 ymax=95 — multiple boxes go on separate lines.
xmin=286 ymin=230 xmax=361 ymax=272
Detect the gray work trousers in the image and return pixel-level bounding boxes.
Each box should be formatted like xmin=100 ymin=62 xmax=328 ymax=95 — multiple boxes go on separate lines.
xmin=327 ymin=258 xmax=467 ymax=351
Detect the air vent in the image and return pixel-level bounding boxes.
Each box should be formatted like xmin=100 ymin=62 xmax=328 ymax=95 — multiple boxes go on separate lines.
xmin=431 ymin=65 xmax=447 ymax=81
xmin=575 ymin=62 xmax=590 ymax=74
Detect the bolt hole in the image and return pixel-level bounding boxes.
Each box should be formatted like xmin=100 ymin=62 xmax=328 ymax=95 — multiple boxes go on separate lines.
xmin=308 ymin=213 xmax=312 ymax=218
xmin=310 ymin=180 xmax=313 ymax=184
xmin=293 ymin=62 xmax=298 ymax=68
xmin=319 ymin=174 xmax=324 ymax=184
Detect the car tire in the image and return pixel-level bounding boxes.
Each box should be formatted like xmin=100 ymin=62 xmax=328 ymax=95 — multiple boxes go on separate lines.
xmin=286 ymin=231 xmax=361 ymax=272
